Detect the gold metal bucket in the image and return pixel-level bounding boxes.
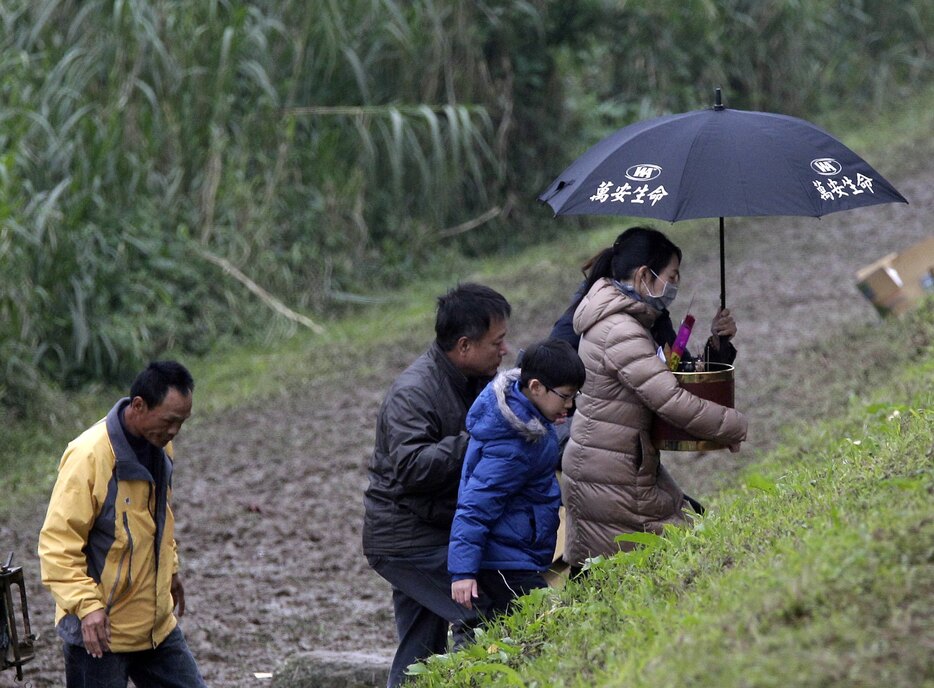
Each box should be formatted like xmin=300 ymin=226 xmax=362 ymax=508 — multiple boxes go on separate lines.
xmin=650 ymin=362 xmax=735 ymax=451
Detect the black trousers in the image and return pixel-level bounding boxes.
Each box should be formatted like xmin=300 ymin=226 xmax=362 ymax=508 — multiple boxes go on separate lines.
xmin=368 ymin=547 xmax=478 ymax=688
xmin=474 ymin=568 xmax=548 ymax=619
xmin=369 ymin=548 xmax=550 ymax=687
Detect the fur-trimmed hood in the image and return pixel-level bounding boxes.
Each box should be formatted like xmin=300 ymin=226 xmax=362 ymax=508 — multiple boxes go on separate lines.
xmin=466 ymin=368 xmax=548 ymax=444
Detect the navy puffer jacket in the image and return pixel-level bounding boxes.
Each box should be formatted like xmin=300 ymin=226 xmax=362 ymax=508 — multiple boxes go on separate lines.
xmin=448 ymin=370 xmax=561 ymax=579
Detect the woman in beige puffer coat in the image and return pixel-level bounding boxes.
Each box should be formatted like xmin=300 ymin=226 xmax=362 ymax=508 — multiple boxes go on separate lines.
xmin=562 ymin=227 xmax=747 ymax=567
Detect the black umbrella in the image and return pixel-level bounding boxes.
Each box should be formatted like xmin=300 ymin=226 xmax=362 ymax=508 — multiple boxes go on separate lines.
xmin=539 ymin=89 xmax=909 ymax=308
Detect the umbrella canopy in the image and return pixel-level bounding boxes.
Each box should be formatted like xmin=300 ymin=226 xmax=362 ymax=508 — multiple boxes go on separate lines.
xmin=538 ymin=91 xmax=908 ymax=308
xmin=539 ymin=103 xmax=907 ymax=221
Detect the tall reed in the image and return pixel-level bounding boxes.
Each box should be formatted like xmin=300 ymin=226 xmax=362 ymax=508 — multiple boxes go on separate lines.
xmin=0 ymin=0 xmax=929 ymax=416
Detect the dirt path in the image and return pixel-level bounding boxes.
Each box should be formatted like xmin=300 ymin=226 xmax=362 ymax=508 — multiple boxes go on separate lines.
xmin=3 ymin=160 xmax=931 ymax=687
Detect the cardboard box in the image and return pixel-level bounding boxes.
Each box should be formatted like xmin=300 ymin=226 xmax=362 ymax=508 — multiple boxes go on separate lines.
xmin=856 ymin=235 xmax=934 ymax=316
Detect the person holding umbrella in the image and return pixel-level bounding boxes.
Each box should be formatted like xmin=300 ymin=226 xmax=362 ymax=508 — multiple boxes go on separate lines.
xmin=558 ymin=226 xmax=747 ymax=572
xmin=550 ymin=237 xmax=738 ymax=366
xmin=548 ymin=226 xmax=739 ymax=515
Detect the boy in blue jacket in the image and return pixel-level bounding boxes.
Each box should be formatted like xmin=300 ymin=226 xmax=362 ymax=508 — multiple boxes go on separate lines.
xmin=449 ymin=338 xmax=585 ymax=616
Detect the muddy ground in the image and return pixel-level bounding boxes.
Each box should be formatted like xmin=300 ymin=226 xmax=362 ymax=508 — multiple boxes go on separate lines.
xmin=2 ymin=156 xmax=932 ymax=686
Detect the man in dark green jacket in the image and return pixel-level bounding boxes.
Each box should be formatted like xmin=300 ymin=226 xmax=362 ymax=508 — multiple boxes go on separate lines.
xmin=363 ymin=283 xmax=510 ymax=687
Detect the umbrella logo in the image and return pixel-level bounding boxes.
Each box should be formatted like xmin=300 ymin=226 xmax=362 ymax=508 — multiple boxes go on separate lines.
xmin=625 ymin=164 xmax=663 ymax=181
xmin=810 ymin=158 xmax=843 ymax=176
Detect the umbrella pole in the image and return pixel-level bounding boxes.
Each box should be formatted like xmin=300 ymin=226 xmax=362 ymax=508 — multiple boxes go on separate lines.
xmin=719 ymin=216 xmax=726 ymax=311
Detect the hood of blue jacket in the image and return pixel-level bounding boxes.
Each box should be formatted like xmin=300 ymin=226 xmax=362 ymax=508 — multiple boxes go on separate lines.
xmin=466 ymin=368 xmax=549 ymax=444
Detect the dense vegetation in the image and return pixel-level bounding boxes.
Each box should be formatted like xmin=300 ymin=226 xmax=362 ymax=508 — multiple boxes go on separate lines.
xmin=1 ymin=0 xmax=931 ymax=415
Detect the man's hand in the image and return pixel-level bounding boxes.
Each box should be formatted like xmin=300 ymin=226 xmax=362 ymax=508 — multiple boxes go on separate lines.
xmin=81 ymin=609 xmax=111 ymax=658
xmin=451 ymin=579 xmax=478 ymax=610
xmin=171 ymin=573 xmax=186 ymax=617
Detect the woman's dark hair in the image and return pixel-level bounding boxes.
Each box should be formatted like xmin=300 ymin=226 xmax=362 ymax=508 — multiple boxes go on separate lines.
xmin=130 ymin=360 xmax=194 ymax=407
xmin=573 ymin=226 xmax=682 ymax=310
xmin=520 ymin=339 xmax=586 ymax=391
xmin=435 ymin=283 xmax=511 ymax=351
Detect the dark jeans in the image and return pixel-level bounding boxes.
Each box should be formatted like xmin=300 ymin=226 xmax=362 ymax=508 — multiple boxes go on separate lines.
xmin=368 ymin=546 xmax=479 ymax=688
xmin=63 ymin=626 xmax=206 ymax=688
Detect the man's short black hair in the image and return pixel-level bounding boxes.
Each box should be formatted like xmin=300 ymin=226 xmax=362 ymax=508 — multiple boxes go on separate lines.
xmin=519 ymin=339 xmax=586 ymax=390
xmin=130 ymin=361 xmax=194 ymax=407
xmin=435 ymin=283 xmax=511 ymax=351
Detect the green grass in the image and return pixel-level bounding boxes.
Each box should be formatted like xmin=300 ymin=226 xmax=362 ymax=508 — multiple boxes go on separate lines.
xmin=815 ymin=82 xmax=934 ymax=173
xmin=406 ymin=310 xmax=933 ymax=686
xmin=0 ymin=385 xmax=120 ymax=499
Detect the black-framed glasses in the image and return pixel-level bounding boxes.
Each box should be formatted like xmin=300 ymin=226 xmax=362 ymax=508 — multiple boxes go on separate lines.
xmin=545 ymin=386 xmax=582 ymax=401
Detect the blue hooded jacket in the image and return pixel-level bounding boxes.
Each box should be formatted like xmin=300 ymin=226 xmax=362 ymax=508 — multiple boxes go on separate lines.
xmin=448 ymin=369 xmax=562 ymax=579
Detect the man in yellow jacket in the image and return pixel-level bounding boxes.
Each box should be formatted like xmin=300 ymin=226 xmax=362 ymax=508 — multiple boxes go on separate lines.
xmin=38 ymin=360 xmax=206 ymax=687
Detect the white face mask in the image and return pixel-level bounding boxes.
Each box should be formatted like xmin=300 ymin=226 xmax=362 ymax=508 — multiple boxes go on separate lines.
xmin=642 ymin=269 xmax=678 ymax=310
